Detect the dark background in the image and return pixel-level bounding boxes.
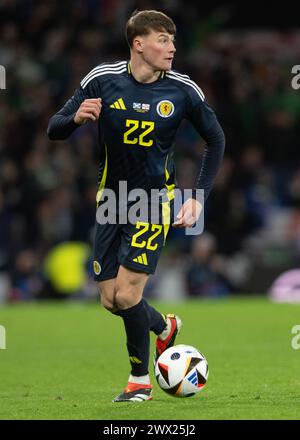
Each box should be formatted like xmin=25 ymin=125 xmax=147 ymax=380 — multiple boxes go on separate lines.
xmin=1 ymin=0 xmax=300 ymax=302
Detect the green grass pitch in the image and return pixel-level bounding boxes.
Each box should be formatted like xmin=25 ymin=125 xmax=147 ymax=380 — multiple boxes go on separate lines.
xmin=0 ymin=297 xmax=300 ymax=420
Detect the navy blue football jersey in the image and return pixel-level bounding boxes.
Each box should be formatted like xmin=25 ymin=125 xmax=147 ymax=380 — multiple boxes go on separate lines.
xmin=48 ymin=60 xmax=224 ymax=203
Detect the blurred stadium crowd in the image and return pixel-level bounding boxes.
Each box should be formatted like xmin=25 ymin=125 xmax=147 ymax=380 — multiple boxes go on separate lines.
xmin=1 ymin=0 xmax=300 ymax=302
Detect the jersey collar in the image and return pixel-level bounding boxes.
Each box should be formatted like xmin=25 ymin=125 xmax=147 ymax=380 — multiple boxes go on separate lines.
xmin=127 ymin=61 xmax=166 ymax=84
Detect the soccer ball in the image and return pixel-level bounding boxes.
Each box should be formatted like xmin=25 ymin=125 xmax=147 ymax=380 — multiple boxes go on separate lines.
xmin=155 ymin=344 xmax=209 ymax=397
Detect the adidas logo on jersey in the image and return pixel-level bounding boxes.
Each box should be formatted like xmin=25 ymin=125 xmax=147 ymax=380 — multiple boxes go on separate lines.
xmin=133 ymin=253 xmax=148 ymax=265
xmin=110 ymin=98 xmax=126 ymax=110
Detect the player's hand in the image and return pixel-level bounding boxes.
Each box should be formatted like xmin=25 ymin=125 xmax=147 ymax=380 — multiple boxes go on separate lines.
xmin=74 ymin=98 xmax=102 ymax=125
xmin=172 ymin=198 xmax=203 ymax=228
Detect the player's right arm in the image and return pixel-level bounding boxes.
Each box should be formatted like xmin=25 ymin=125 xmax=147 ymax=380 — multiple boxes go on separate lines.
xmin=47 ymin=86 xmax=101 ymax=140
xmin=74 ymin=98 xmax=102 ymax=124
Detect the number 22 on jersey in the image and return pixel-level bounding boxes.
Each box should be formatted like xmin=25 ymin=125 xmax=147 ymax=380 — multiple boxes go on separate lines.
xmin=123 ymin=119 xmax=155 ymax=147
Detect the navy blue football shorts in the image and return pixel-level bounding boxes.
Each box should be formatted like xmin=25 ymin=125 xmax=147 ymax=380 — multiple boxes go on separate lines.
xmin=92 ymin=200 xmax=174 ymax=281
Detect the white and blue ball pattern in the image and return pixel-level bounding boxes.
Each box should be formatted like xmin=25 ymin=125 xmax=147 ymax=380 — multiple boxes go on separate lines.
xmin=155 ymin=345 xmax=209 ymax=397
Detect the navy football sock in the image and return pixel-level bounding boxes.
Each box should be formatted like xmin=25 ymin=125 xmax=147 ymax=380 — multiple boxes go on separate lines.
xmin=141 ymin=299 xmax=167 ymax=335
xmin=118 ymin=300 xmax=150 ymax=376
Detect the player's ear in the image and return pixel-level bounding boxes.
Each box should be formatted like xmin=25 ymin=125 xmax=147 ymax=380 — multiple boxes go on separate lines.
xmin=133 ymin=37 xmax=144 ymax=53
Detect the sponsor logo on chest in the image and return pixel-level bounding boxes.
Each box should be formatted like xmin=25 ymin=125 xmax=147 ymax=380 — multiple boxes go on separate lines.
xmin=133 ymin=102 xmax=150 ymax=113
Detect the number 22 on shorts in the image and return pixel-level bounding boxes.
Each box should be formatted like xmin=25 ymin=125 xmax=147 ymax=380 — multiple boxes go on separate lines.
xmin=131 ymin=222 xmax=162 ymax=250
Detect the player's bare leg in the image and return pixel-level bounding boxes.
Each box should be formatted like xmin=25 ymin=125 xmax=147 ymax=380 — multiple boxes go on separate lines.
xmin=97 ymin=266 xmax=148 ymax=311
xmin=97 ymin=279 xmax=118 ymax=313
xmin=114 ymin=265 xmax=148 ymax=309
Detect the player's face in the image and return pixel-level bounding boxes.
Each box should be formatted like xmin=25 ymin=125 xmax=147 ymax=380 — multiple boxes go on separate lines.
xmin=139 ymin=30 xmax=176 ymax=71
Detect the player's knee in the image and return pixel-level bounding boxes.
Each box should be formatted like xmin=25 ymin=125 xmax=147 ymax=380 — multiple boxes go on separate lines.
xmin=100 ymin=296 xmax=118 ymax=313
xmin=97 ymin=283 xmax=118 ymax=313
xmin=114 ymin=286 xmax=142 ymax=310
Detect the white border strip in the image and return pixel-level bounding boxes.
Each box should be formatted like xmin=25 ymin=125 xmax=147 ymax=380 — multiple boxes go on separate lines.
xmin=167 ymin=72 xmax=205 ymax=101
xmin=81 ymin=61 xmax=127 ymax=87
xmin=82 ymin=68 xmax=127 ymax=89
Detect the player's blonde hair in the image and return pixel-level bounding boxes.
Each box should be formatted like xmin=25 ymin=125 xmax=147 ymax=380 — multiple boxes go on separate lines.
xmin=125 ymin=10 xmax=176 ymax=48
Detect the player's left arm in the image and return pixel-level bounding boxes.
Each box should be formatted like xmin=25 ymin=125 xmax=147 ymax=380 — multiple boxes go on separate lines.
xmin=173 ymin=88 xmax=225 ymax=228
